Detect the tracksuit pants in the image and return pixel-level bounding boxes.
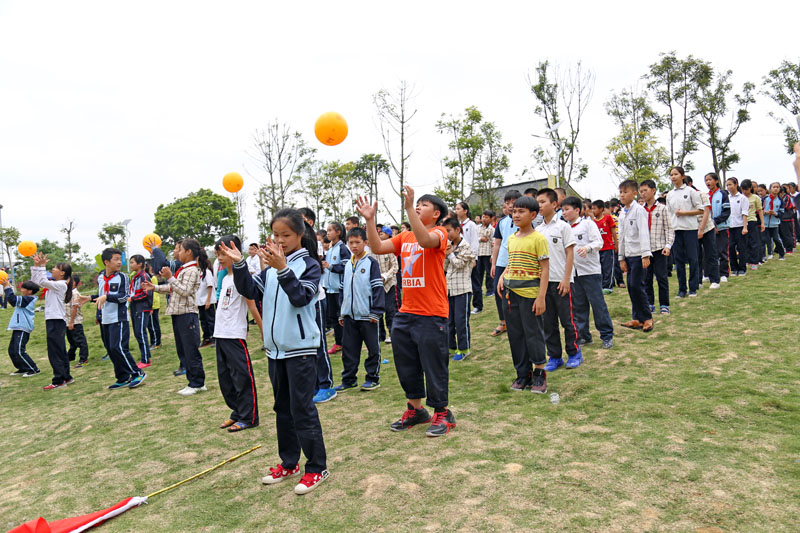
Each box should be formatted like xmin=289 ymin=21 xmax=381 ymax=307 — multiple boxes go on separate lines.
xmin=340 ymin=316 xmax=381 ymax=386
xmin=599 ymin=249 xmax=614 ymax=290
xmin=504 ymin=290 xmax=546 ymax=379
xmin=171 ymin=313 xmax=205 ymax=388
xmin=542 ymin=282 xmax=579 ymax=360
xmin=779 ymin=220 xmax=795 ymax=253
xmin=378 ymin=286 xmax=398 ymax=342
xmin=315 ymin=299 xmax=333 ymax=391
xmin=728 ymin=227 xmax=747 ymax=274
xmin=745 ymin=221 xmax=762 ymax=265
xmin=216 ymin=338 xmax=259 ymax=426
xmin=624 ymin=256 xmax=652 ymax=323
xmin=66 ymin=323 xmax=89 ymax=362
xmin=448 ymin=293 xmax=471 ymax=352
xmin=325 ymin=292 xmax=343 ymax=346
xmin=98 ymin=318 xmax=109 ymax=355
xmin=103 ymin=321 xmax=141 ymax=383
xmin=673 ymin=229 xmax=700 ymax=293
xmin=477 ymin=255 xmax=494 ymax=295
xmin=613 ymin=251 xmax=625 ymax=286
xmin=716 ymin=229 xmax=730 ymax=278
xmin=269 ymin=355 xmax=327 ymax=473
xmin=644 ymin=250 xmax=670 ymax=308
xmin=494 ymin=265 xmax=507 ymax=322
xmin=8 ymin=330 xmax=38 ymax=373
xmin=572 ymin=274 xmax=614 ymax=343
xmin=470 ymin=264 xmax=483 ymax=311
xmin=391 ymin=312 xmax=449 ymax=409
xmin=198 ymin=304 xmax=216 ymax=343
xmin=764 ymin=227 xmax=785 ymax=258
xmin=699 ymin=230 xmax=720 ymax=283
xmin=131 ymin=309 xmax=152 ymax=363
xmin=46 ymin=319 xmax=71 ymax=385
xmin=147 ymin=308 xmax=162 ymax=346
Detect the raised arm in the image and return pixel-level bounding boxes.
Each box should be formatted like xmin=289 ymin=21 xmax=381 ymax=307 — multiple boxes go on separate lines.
xmin=356 ymin=196 xmax=397 ymax=255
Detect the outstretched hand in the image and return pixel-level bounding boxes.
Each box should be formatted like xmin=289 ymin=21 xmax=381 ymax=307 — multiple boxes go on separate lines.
xmin=216 ymin=240 xmax=243 ymax=263
xmin=261 ymin=241 xmax=287 ymax=271
xmin=402 ymin=185 xmax=415 ymax=211
xmin=33 ymin=253 xmax=48 ymax=267
xmin=356 ymin=196 xmax=378 ymax=221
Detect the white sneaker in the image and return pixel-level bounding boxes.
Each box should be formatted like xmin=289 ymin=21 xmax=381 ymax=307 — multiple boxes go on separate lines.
xmin=779 ymin=256 xmax=785 ymax=261
xmin=384 ymin=336 xmax=391 ymax=344
xmin=709 ymin=282 xmax=720 ymax=289
xmin=294 ymin=470 xmax=329 ymax=495
xmin=177 ymin=386 xmax=207 ymax=396
xmin=702 ymin=276 xmax=710 ymax=283
xmin=720 ymin=276 xmax=728 ymax=283
xmin=768 ymin=254 xmax=774 ymax=260
xmin=470 ymin=308 xmax=480 ymax=315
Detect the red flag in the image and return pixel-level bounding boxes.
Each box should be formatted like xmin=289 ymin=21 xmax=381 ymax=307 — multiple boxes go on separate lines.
xmin=9 ymin=497 xmax=147 ymax=533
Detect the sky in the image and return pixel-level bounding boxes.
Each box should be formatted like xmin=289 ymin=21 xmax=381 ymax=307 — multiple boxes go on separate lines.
xmin=1 ymin=0 xmax=797 ymax=260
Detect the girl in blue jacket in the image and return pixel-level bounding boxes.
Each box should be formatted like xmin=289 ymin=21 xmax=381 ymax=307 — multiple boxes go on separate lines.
xmin=221 ymin=208 xmax=329 ymax=496
xmin=322 ymin=222 xmax=350 ymax=354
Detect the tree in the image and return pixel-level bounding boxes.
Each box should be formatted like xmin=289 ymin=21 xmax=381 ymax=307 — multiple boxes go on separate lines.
xmin=603 ymin=88 xmax=670 ymax=185
xmin=645 ymin=52 xmax=707 ymax=171
xmin=231 ymin=192 xmax=247 ymax=242
xmin=473 ymin=120 xmax=511 ymax=210
xmin=250 ymin=122 xmax=312 ymax=239
xmin=762 ymin=60 xmax=800 ymax=154
xmin=353 ymin=154 xmax=390 ymax=206
xmin=317 ymin=161 xmax=359 ymax=223
xmin=691 ymin=66 xmax=756 ymax=178
xmin=154 ymin=188 xmax=239 ymax=248
xmin=0 ymin=226 xmax=20 ymax=278
xmin=299 ymin=158 xmax=327 ymax=221
xmin=60 ymin=219 xmax=80 ymax=261
xmin=435 ymin=106 xmax=484 ymax=206
xmin=374 ymin=81 xmax=418 ymax=223
xmin=529 ymin=60 xmax=594 ymax=188
xmin=97 ymin=222 xmax=126 ymax=248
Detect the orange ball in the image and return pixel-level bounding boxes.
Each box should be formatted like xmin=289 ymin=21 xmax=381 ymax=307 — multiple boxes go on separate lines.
xmin=314 ymin=112 xmax=348 ymax=146
xmin=143 ymin=233 xmax=162 ymax=252
xmin=18 ymin=241 xmax=37 ymax=257
xmin=0 ymin=271 xmax=8 ymax=284
xmin=223 ymin=172 xmax=244 ymax=193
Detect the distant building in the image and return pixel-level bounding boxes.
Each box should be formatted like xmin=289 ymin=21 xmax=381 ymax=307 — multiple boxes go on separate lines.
xmin=465 ymin=178 xmax=582 ymax=208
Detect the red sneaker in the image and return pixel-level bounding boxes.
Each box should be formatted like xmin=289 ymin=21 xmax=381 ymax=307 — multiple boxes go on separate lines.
xmin=261 ymin=463 xmax=300 ymax=485
xmin=137 ymin=362 xmax=151 ymax=369
xmin=327 ymin=344 xmax=342 ymax=355
xmin=43 ymin=383 xmax=66 ymax=391
xmin=294 ymin=470 xmax=330 ymax=495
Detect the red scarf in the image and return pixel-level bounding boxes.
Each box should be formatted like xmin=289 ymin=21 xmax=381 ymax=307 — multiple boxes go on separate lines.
xmin=173 ymin=260 xmax=197 ymax=279
xmin=644 ymin=203 xmax=658 ymax=229
xmin=708 ymin=188 xmax=718 ymax=204
xmin=102 ymin=271 xmax=115 ymax=294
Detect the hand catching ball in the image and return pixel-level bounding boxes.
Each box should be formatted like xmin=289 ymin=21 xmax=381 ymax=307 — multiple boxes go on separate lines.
xmin=143 ymin=233 xmax=162 ymax=252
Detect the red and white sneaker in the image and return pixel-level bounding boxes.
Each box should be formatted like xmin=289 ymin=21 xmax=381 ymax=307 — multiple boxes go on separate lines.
xmin=43 ymin=383 xmax=66 ymax=391
xmin=327 ymin=344 xmax=342 ymax=355
xmin=294 ymin=470 xmax=329 ymax=495
xmin=261 ymin=463 xmax=300 ymax=485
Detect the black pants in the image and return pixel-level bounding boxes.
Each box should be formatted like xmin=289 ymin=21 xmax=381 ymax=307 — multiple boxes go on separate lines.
xmin=46 ymin=319 xmax=71 ymax=385
xmin=716 ymin=229 xmax=730 ymax=278
xmin=505 ymin=290 xmax=546 ymax=378
xmin=477 ymin=255 xmax=494 ymax=295
xmin=493 ymin=265 xmax=507 ymax=322
xmin=98 ymin=319 xmax=109 ymax=355
xmin=198 ymin=304 xmax=216 ymax=342
xmin=391 ymin=313 xmax=449 ymax=409
xmin=315 ymin=299 xmax=333 ymax=391
xmin=448 ymin=293 xmax=471 ymax=351
xmin=147 ymin=308 xmax=162 ymax=346
xmin=779 ymin=220 xmax=795 ymax=252
xmin=8 ymin=330 xmax=38 ymax=372
xmin=745 ymin=221 xmax=762 ymax=265
xmin=542 ymin=282 xmax=579 ymax=360
xmin=66 ymin=323 xmax=88 ymax=362
xmin=644 ymin=250 xmax=669 ymax=308
xmin=613 ymin=251 xmax=624 ymax=286
xmin=103 ymin=321 xmax=141 ymax=383
xmin=131 ymin=309 xmax=152 ymax=363
xmin=764 ymin=226 xmax=785 ymax=257
xmin=341 ymin=317 xmax=381 ymax=386
xmin=378 ymin=286 xmax=398 ymax=342
xmin=673 ymin=229 xmax=700 ymax=293
xmin=269 ymin=355 xmax=327 ymax=473
xmin=470 ymin=264 xmax=482 ymax=311
xmin=172 ymin=314 xmax=205 ymax=388
xmin=325 ymin=292 xmax=343 ymax=346
xmin=572 ymin=274 xmax=614 ymax=342
xmin=729 ymin=226 xmax=746 ymax=274
xmin=599 ymin=249 xmax=614 ymax=290
xmin=216 ymin=338 xmax=259 ymax=426
xmin=699 ymin=230 xmax=720 ymax=283
xmin=625 ymin=256 xmax=652 ymax=323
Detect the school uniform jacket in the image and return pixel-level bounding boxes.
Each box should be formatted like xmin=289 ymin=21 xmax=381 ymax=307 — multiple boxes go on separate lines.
xmin=233 ymin=248 xmax=322 ymax=360
xmin=322 ymin=241 xmax=351 ymax=293
xmin=129 ymin=271 xmax=153 ymax=313
xmin=93 ymin=271 xmax=129 ymax=324
xmin=778 ymin=194 xmax=796 ymax=221
xmin=569 ymin=218 xmax=604 ymax=277
xmin=763 ymin=195 xmax=783 ymax=228
xmin=30 ymin=267 xmax=68 ymax=321
xmin=709 ymin=189 xmax=732 ymax=230
xmin=5 ymin=288 xmax=36 ymax=332
xmin=340 ymin=255 xmax=385 ymax=322
xmin=618 ymin=203 xmax=652 ymax=260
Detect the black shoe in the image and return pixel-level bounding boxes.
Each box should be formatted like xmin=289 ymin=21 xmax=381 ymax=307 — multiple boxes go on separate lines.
xmin=390 ymin=403 xmax=432 ymax=432
xmin=173 ymin=367 xmax=186 ymax=376
xmin=510 ymin=376 xmax=531 ymax=391
xmin=577 ymin=337 xmax=593 ymax=346
xmin=530 ymin=370 xmax=547 ymax=394
xmin=426 ymin=409 xmax=456 ymax=437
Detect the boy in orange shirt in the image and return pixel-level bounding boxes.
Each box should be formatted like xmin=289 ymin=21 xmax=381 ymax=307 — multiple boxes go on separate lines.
xmin=357 ymin=186 xmax=455 ymax=437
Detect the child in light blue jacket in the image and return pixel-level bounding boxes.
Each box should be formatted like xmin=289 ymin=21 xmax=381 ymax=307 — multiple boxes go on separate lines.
xmin=3 ymin=279 xmax=40 ymax=376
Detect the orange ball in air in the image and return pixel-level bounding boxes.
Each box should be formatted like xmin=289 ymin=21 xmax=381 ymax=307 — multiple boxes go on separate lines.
xmin=0 ymin=271 xmax=8 ymax=284
xmin=314 ymin=112 xmax=348 ymax=146
xmin=143 ymin=233 xmax=162 ymax=252
xmin=223 ymin=172 xmax=244 ymax=193
xmin=18 ymin=241 xmax=37 ymax=257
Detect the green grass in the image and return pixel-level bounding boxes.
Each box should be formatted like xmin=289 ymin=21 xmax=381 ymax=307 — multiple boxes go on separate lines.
xmin=1 ymin=258 xmax=799 ymax=532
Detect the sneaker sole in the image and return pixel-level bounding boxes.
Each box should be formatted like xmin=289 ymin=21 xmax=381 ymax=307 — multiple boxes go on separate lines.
xmin=360 ymin=385 xmax=381 ymax=391
xmin=531 ymin=387 xmax=547 ymax=394
xmin=426 ymin=423 xmax=456 ymax=437
xmin=294 ymin=471 xmax=329 ymax=494
xmin=390 ymin=417 xmax=432 ymax=432
xmin=129 ymin=374 xmax=147 ymax=388
xmin=262 ymin=471 xmax=301 ymax=485
xmin=314 ymin=392 xmax=338 ymax=403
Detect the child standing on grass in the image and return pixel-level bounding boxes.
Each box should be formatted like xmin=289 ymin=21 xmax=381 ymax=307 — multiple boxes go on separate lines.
xmin=592 ymin=200 xmax=617 ymax=295
xmin=145 ymin=261 xmax=162 ymax=349
xmin=490 ymin=189 xmax=522 ymax=337
xmin=704 ymin=173 xmax=731 ymax=283
xmin=3 ymin=279 xmax=40 ymax=377
xmin=618 ymin=180 xmax=653 ymax=332
xmin=763 ymin=182 xmax=786 ymax=260
xmin=31 ymin=253 xmax=75 ymax=390
xmin=357 ymin=187 xmax=457 ymax=437
xmin=323 ymin=221 xmax=350 ymax=355
xmin=223 ymin=209 xmax=329 ymax=495
xmin=639 ymin=180 xmax=673 ymax=315
xmin=777 ymin=185 xmax=796 ymax=254
xmin=666 ymin=166 xmax=704 ymax=297
xmin=741 ymin=179 xmax=765 ymax=270
xmin=66 ymin=275 xmax=89 ymax=367
xmin=196 ymin=266 xmax=217 ymax=348
xmin=726 ymin=178 xmax=749 ymax=276
xmin=443 ymin=217 xmax=476 ymax=361
xmin=477 ymin=210 xmax=496 ymax=297
xmin=128 ymin=255 xmax=153 ymax=368
xmin=335 ymin=227 xmax=385 ymax=392
xmin=496 ymin=196 xmax=550 ymax=393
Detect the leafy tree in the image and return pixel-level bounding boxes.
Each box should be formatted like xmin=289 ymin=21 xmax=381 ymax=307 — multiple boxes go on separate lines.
xmin=298 ymin=158 xmax=327 ymax=222
xmin=529 ymin=60 xmax=594 ymax=188
xmin=317 ymin=161 xmax=359 ymax=223
xmin=97 ymin=222 xmax=126 ymax=248
xmin=154 ymin=188 xmax=239 ymax=248
xmin=762 ymin=60 xmax=800 ymax=154
xmin=473 ymin=121 xmax=511 ymax=210
xmin=436 ymin=106 xmax=485 ymax=206
xmin=353 ymin=154 xmax=390 ymax=207
xmin=0 ymin=226 xmax=20 ymax=281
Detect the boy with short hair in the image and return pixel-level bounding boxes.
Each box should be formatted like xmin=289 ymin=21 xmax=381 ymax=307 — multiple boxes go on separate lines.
xmin=66 ymin=275 xmax=89 ymax=367
xmin=490 ymin=189 xmax=522 ymax=337
xmin=357 ymin=186 xmax=456 ymax=437
xmin=618 ymin=180 xmax=654 ymax=332
xmin=536 ymin=188 xmax=582 ymax=371
xmin=477 ymin=210 xmax=496 ymax=297
xmin=561 ymin=197 xmax=614 ymax=350
xmin=443 ymin=217 xmax=476 ymax=361
xmin=336 ymin=227 xmax=385 ymax=392
xmin=345 ymin=216 xmax=360 ymax=232
xmin=3 ymin=279 xmax=40 ymax=377
xmin=128 ymin=255 xmax=153 ymax=367
xmin=592 ymin=199 xmax=617 ymax=294
xmin=639 ymin=180 xmax=674 ymax=315
xmin=496 ymin=196 xmax=550 ymax=393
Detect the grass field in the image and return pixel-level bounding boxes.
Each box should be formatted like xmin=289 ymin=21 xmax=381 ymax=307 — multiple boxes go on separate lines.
xmin=1 ymin=257 xmax=798 ymax=532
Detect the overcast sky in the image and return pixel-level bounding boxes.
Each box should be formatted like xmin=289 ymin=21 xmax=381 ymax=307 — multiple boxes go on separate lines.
xmin=1 ymin=0 xmax=797 ymax=259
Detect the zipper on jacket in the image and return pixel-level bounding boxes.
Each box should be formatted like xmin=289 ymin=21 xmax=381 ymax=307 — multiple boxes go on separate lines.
xmin=296 ymin=314 xmax=305 ymax=339
xmin=269 ymin=279 xmax=279 ymax=353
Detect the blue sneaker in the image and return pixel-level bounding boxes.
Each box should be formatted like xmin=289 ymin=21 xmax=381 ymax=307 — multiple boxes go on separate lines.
xmin=334 ymin=383 xmax=358 ymax=392
xmin=648 ymin=304 xmax=656 ymax=313
xmin=676 ymin=292 xmax=687 ymax=299
xmin=660 ymin=306 xmax=670 ymax=315
xmin=452 ymin=351 xmax=469 ymax=361
xmin=313 ymin=388 xmax=337 ymax=403
xmin=360 ymin=381 xmax=381 ymax=391
xmin=566 ymin=351 xmax=584 ymax=369
xmin=108 ymin=380 xmax=129 ymax=390
xmin=381 ymin=358 xmax=389 ymax=365
xmin=544 ymin=357 xmax=564 ymax=372
xmin=128 ymin=373 xmax=146 ymax=388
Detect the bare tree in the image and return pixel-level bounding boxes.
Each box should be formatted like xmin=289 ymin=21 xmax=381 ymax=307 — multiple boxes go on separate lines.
xmin=60 ymin=219 xmax=79 ymax=261
xmin=374 ymin=81 xmax=418 ymax=222
xmin=231 ymin=192 xmax=247 ymax=241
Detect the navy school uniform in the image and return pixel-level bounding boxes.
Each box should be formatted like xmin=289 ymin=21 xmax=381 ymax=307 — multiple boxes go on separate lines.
xmin=4 ymin=287 xmax=39 ymax=373
xmin=129 ymin=270 xmax=153 ymax=364
xmin=93 ymin=271 xmax=142 ymax=383
xmin=233 ymin=248 xmax=327 ymax=474
xmin=339 ymin=254 xmax=385 ymax=387
xmin=323 ymin=241 xmax=350 ymax=347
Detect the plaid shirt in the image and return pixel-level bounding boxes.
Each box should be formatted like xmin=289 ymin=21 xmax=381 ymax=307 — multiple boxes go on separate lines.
xmin=445 ymin=238 xmax=476 ymax=296
xmin=371 ymin=250 xmax=398 ymax=292
xmin=154 ymin=260 xmax=202 ymax=315
xmin=478 ymin=224 xmax=494 ymax=256
xmin=644 ymin=202 xmax=675 ymax=251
